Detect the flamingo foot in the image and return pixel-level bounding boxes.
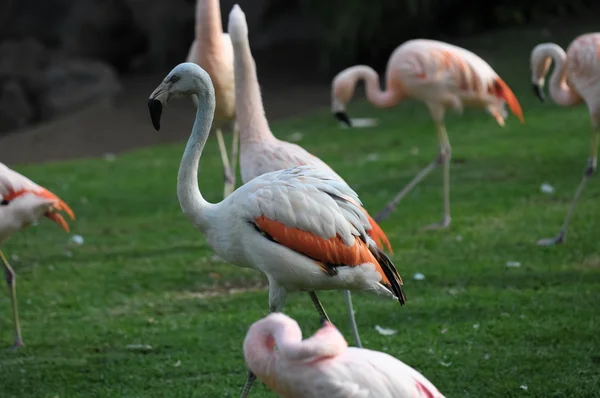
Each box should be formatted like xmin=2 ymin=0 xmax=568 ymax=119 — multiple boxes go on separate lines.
xmin=423 ymin=216 xmax=451 ymax=231
xmin=10 ymin=338 xmax=24 ymax=350
xmin=536 ymin=231 xmax=565 ymax=246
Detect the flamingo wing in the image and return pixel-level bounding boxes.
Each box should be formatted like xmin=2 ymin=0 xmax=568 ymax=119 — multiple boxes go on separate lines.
xmin=240 ymin=166 xmax=405 ymax=302
xmin=245 ymin=140 xmax=393 ymax=253
xmin=312 ymin=348 xmax=446 ymax=398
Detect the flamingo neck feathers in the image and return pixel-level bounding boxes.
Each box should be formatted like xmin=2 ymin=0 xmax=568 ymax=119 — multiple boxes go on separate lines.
xmin=243 ymin=318 xmax=285 ymax=385
xmin=230 ymin=25 xmax=275 ymax=146
xmin=543 ymin=45 xmax=581 ymax=106
xmin=177 ymin=87 xmax=215 ymax=231
xmin=195 ymin=0 xmax=223 ymax=48
xmin=349 ymin=66 xmax=403 ymax=108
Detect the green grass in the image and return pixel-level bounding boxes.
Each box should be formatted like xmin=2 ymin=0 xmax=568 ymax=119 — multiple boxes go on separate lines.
xmin=1 ymin=25 xmax=600 ymax=397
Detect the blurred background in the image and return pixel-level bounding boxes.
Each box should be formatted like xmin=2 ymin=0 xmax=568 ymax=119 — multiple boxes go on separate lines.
xmin=0 ymin=0 xmax=598 ymax=165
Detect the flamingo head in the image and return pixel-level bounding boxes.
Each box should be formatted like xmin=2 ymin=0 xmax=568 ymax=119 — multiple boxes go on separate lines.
xmin=331 ymin=71 xmax=355 ymax=128
xmin=530 ymin=44 xmax=553 ymax=102
xmin=148 ymin=62 xmax=215 ymax=131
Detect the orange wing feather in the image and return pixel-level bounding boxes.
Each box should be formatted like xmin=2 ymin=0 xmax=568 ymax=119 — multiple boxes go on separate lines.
xmin=494 ymin=77 xmax=524 ymax=123
xmin=361 ymin=208 xmax=392 ymax=253
xmin=254 ymin=215 xmax=405 ymax=303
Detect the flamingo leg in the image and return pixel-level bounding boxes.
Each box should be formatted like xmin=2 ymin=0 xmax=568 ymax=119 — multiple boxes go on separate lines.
xmin=537 ymin=128 xmax=599 ymax=246
xmin=215 ymin=127 xmax=235 ymax=199
xmin=424 ymin=123 xmax=452 ymax=230
xmin=343 ymin=290 xmax=362 ymax=348
xmin=374 ymin=122 xmax=451 ymax=225
xmin=308 ymin=291 xmax=330 ymax=325
xmin=0 ymin=250 xmax=24 ymax=349
xmin=240 ymin=284 xmax=287 ymax=398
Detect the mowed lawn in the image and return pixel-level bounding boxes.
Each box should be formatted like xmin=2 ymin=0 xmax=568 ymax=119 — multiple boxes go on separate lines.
xmin=1 ymin=25 xmax=599 ymax=397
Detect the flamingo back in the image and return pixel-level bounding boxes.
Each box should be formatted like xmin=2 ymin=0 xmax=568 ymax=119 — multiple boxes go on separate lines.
xmin=247 ymin=313 xmax=445 ymax=398
xmin=566 ymin=33 xmax=600 ymax=120
xmin=388 ymin=39 xmax=523 ymax=123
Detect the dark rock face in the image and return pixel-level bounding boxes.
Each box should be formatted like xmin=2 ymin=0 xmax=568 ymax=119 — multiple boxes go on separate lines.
xmin=61 ymin=0 xmax=147 ymax=72
xmin=0 ymin=38 xmax=121 ymax=135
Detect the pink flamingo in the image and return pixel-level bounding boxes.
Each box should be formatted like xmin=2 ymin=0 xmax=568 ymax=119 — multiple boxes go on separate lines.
xmin=228 ymin=5 xmax=393 ymax=351
xmin=244 ymin=312 xmax=445 ymax=398
xmin=331 ymin=39 xmax=524 ymax=228
xmin=0 ymin=163 xmax=75 ymax=348
xmin=530 ymin=33 xmax=600 ymax=246
xmin=186 ymin=0 xmax=238 ymax=198
xmin=147 ymin=62 xmax=406 ymax=398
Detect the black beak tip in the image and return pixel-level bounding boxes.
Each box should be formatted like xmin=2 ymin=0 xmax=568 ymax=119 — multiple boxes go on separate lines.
xmin=532 ymin=83 xmax=545 ymax=103
xmin=334 ymin=111 xmax=352 ymax=127
xmin=148 ymin=98 xmax=162 ymax=131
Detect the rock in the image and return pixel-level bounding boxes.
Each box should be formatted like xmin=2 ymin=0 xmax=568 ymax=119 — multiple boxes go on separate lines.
xmin=0 ymin=38 xmax=121 ymax=134
xmin=0 ymin=80 xmax=35 ymax=133
xmin=61 ymin=0 xmax=147 ymax=72
xmin=39 ymin=58 xmax=121 ymax=120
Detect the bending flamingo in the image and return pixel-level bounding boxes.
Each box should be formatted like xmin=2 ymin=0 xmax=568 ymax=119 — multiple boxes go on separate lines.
xmin=332 ymin=39 xmax=524 ymax=228
xmin=147 ymin=62 xmax=406 ymax=398
xmin=186 ymin=0 xmax=238 ymax=198
xmin=530 ymin=33 xmax=600 ymax=246
xmin=0 ymin=163 xmax=75 ymax=348
xmin=228 ymin=5 xmax=392 ymax=350
xmin=244 ymin=312 xmax=445 ymax=398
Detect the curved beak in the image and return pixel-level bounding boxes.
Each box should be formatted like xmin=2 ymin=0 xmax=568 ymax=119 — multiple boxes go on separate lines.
xmin=334 ymin=111 xmax=352 ymax=127
xmin=148 ymin=83 xmax=169 ymax=131
xmin=532 ymin=83 xmax=545 ymax=102
xmin=45 ymin=210 xmax=70 ymax=233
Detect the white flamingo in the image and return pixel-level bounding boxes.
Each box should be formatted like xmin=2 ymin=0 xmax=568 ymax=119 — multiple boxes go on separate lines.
xmin=0 ymin=163 xmax=75 ymax=348
xmin=147 ymin=62 xmax=406 ymax=398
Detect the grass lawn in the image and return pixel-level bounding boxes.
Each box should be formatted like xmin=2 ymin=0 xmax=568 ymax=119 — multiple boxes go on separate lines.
xmin=1 ymin=24 xmax=599 ymax=397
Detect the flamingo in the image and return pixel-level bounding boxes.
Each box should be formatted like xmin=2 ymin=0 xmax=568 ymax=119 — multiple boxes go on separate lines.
xmin=228 ymin=4 xmax=393 ymax=350
xmin=147 ymin=62 xmax=406 ymax=398
xmin=0 ymin=163 xmax=75 ymax=348
xmin=530 ymin=33 xmax=600 ymax=246
xmin=331 ymin=39 xmax=524 ymax=228
xmin=186 ymin=0 xmax=239 ymax=198
xmin=244 ymin=312 xmax=445 ymax=398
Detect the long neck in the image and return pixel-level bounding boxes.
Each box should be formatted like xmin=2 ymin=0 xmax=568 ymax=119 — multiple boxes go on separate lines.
xmin=546 ymin=46 xmax=580 ymax=106
xmin=177 ymin=89 xmax=216 ymax=230
xmin=353 ymin=66 xmax=403 ymax=108
xmin=231 ymin=34 xmax=276 ymax=146
xmin=243 ymin=323 xmax=280 ymax=383
xmin=195 ymin=0 xmax=223 ymax=47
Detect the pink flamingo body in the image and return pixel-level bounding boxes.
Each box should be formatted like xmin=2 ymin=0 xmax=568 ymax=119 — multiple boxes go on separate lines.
xmin=228 ymin=5 xmax=394 ymax=353
xmin=531 ymin=33 xmax=600 ymax=246
xmin=244 ymin=312 xmax=445 ymax=398
xmin=332 ymin=39 xmax=524 ymax=228
xmin=0 ymin=163 xmax=75 ymax=348
xmin=186 ymin=0 xmax=239 ymax=198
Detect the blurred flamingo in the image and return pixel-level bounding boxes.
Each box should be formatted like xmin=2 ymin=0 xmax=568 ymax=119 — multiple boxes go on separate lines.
xmin=186 ymin=0 xmax=238 ymax=198
xmin=530 ymin=33 xmax=600 ymax=246
xmin=332 ymin=39 xmax=524 ymax=228
xmin=0 ymin=163 xmax=75 ymax=348
xmin=244 ymin=312 xmax=445 ymax=398
xmin=228 ymin=4 xmax=393 ymax=352
xmin=147 ymin=62 xmax=406 ymax=398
